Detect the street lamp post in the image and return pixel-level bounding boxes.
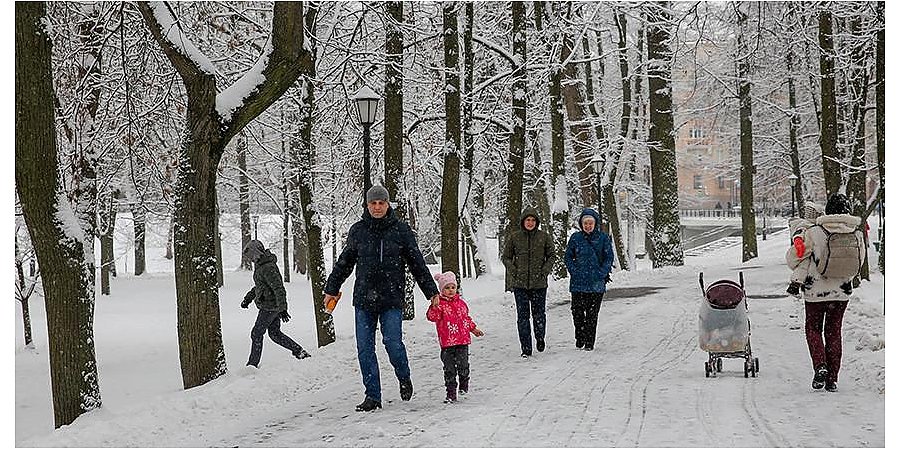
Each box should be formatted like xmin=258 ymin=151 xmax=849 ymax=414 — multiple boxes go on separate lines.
xmin=252 ymin=214 xmax=259 ymax=240
xmin=353 ymin=86 xmax=381 ymax=202
xmin=787 ymin=174 xmax=798 ymax=217
xmin=761 ymin=197 xmax=768 ymax=241
xmin=590 ymin=152 xmax=607 ymax=224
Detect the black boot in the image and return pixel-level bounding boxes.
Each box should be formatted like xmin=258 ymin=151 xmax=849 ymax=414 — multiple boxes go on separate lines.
xmin=355 ymin=397 xmax=382 ymax=412
xmin=825 ymin=380 xmax=838 ymax=392
xmin=399 ymin=378 xmax=413 ymax=401
xmin=293 ymin=349 xmax=311 ymax=360
xmin=536 ymin=339 xmax=545 ymax=352
xmin=444 ymin=386 xmax=458 ymax=403
xmin=458 ymin=376 xmax=469 ymax=395
xmin=812 ymin=365 xmax=828 ymax=390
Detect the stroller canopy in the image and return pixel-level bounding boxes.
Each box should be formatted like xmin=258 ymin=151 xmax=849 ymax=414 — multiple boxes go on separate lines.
xmin=705 ymin=280 xmax=744 ymax=310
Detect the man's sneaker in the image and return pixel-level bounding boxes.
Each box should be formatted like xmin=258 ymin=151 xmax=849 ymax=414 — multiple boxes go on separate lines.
xmin=536 ymin=339 xmax=545 ymax=352
xmin=458 ymin=377 xmax=469 ymax=395
xmin=399 ymin=378 xmax=413 ymax=401
xmin=521 ymin=350 xmax=532 ymax=358
xmin=355 ymin=397 xmax=382 ymax=412
xmin=293 ymin=349 xmax=311 ymax=360
xmin=576 ymin=340 xmax=584 ymax=349
xmin=583 ymin=345 xmax=594 ymax=351
xmin=812 ymin=365 xmax=828 ymax=390
xmin=825 ymin=381 xmax=838 ymax=392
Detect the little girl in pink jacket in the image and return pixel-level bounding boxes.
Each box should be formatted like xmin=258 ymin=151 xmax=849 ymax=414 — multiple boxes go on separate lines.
xmin=427 ymin=271 xmax=484 ymax=403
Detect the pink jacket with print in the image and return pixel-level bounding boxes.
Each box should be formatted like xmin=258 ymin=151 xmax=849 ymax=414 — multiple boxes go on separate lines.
xmin=426 ymin=293 xmax=477 ymax=348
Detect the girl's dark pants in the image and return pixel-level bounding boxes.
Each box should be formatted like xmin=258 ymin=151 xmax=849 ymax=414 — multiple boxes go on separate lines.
xmin=440 ymin=344 xmax=470 ymax=389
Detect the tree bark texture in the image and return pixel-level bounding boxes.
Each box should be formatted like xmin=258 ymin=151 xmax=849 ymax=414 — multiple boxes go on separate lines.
xmin=384 ymin=1 xmax=405 ymax=221
xmin=461 ymin=1 xmax=486 ymax=279
xmin=504 ymin=1 xmax=527 ymax=244
xmin=737 ymin=6 xmax=758 ymax=262
xmin=646 ymin=1 xmax=683 ymax=268
xmin=441 ymin=2 xmax=461 ymax=277
xmin=137 ymin=1 xmax=309 ymax=388
xmin=133 ymin=205 xmax=146 ymax=276
xmin=785 ymin=26 xmax=805 ymax=214
xmin=818 ymin=8 xmax=841 ymax=198
xmin=15 ymin=1 xmax=102 ymax=426
xmin=238 ymin=132 xmax=252 ymax=270
xmin=876 ymin=2 xmax=884 ymax=274
xmin=100 ymin=191 xmax=118 ymax=295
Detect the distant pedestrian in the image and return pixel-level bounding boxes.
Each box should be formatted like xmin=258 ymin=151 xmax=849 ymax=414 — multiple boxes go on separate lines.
xmin=501 ymin=207 xmax=556 ymax=358
xmin=426 ymin=271 xmax=484 ymax=403
xmin=786 ymin=193 xmax=866 ymax=392
xmin=563 ymin=208 xmax=614 ymax=351
xmin=324 ymin=185 xmax=440 ymax=412
xmin=241 ymin=240 xmax=310 ymax=367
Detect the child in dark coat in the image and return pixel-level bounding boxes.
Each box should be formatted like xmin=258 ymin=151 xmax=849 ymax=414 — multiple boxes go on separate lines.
xmin=426 ymin=272 xmax=484 ymax=403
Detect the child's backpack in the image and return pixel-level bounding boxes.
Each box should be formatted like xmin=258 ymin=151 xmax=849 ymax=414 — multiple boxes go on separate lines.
xmin=812 ymin=228 xmax=863 ymax=279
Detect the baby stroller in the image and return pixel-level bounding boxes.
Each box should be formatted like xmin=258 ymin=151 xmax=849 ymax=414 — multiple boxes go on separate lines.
xmin=698 ymin=272 xmax=759 ymax=378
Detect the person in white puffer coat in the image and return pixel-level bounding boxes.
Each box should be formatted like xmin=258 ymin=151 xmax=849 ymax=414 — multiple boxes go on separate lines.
xmin=785 ymin=193 xmax=866 ymax=393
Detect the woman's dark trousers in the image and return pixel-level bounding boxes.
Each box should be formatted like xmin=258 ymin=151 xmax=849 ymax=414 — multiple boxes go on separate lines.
xmin=571 ymin=292 xmax=604 ymax=349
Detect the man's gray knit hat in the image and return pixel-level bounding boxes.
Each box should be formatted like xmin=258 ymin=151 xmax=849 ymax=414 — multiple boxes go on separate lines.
xmin=243 ymin=239 xmax=266 ymax=262
xmin=366 ymin=185 xmax=390 ymax=203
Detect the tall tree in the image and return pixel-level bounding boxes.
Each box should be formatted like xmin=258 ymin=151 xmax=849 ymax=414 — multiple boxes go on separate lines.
xmin=846 ymin=14 xmax=871 ymax=282
xmin=503 ymin=1 xmax=527 ymax=249
xmin=736 ymin=3 xmax=757 ymax=262
xmin=645 ymin=1 xmax=683 ymax=267
xmin=133 ymin=203 xmax=146 ymax=276
xmin=15 ymin=1 xmax=102 ymax=426
xmin=237 ymin=132 xmax=253 ymax=270
xmin=291 ymin=3 xmax=333 ymax=347
xmin=818 ymin=7 xmax=840 ymax=198
xmin=137 ymin=2 xmax=311 ymax=388
xmin=440 ymin=2 xmax=461 ymax=277
xmin=384 ymin=1 xmax=405 ymax=220
xmin=535 ymin=1 xmax=569 ymax=280
xmin=876 ymin=1 xmax=884 ymax=274
xmin=785 ymin=6 xmax=805 ymax=214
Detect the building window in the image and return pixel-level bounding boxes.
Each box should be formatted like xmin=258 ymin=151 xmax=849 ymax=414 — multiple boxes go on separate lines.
xmin=717 ymin=176 xmax=725 ymax=189
xmin=690 ymin=127 xmax=705 ymax=139
xmin=693 ymin=175 xmax=703 ymax=189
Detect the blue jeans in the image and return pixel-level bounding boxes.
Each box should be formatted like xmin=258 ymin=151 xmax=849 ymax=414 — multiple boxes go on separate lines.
xmin=513 ymin=288 xmax=547 ymax=354
xmin=355 ymin=307 xmax=410 ymax=402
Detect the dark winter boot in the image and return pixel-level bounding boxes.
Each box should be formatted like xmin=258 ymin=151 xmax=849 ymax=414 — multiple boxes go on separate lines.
xmin=444 ymin=386 xmax=458 ymax=403
xmin=355 ymin=397 xmax=382 ymax=412
xmin=576 ymin=340 xmax=584 ymax=349
xmin=399 ymin=378 xmax=414 ymax=401
xmin=458 ymin=377 xmax=469 ymax=395
xmin=825 ymin=381 xmax=838 ymax=392
xmin=536 ymin=339 xmax=545 ymax=352
xmin=812 ymin=365 xmax=828 ymax=390
xmin=293 ymin=349 xmax=311 ymax=360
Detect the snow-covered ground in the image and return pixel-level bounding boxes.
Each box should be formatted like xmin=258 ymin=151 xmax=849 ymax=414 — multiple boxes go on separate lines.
xmin=15 ymin=218 xmax=885 ymax=447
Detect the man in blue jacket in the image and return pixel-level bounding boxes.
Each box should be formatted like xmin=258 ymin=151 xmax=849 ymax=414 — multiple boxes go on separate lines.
xmin=563 ymin=208 xmax=614 ymax=351
xmin=324 ymin=186 xmax=440 ymax=412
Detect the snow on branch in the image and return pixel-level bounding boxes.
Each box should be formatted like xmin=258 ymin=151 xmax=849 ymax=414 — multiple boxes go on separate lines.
xmin=217 ymin=37 xmax=273 ymax=122
xmin=144 ymin=2 xmax=218 ymax=76
xmin=472 ymin=34 xmax=516 ymax=66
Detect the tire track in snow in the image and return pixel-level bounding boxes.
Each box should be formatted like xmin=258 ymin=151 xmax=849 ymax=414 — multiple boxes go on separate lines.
xmin=742 ymin=377 xmax=791 ymax=447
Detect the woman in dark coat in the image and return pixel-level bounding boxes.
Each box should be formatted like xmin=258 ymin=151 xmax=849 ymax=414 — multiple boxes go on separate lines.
xmin=563 ymin=208 xmax=614 ymax=351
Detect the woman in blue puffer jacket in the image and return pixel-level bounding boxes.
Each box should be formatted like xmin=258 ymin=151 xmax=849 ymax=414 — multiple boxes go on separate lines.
xmin=563 ymin=208 xmax=614 ymax=351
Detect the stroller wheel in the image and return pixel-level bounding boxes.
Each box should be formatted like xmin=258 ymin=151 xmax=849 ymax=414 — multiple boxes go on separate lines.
xmin=704 ymin=362 xmax=711 ymax=378
xmin=754 ymin=358 xmax=760 ymax=373
xmin=716 ymin=358 xmax=723 ymax=372
xmin=743 ymin=360 xmax=750 ymax=378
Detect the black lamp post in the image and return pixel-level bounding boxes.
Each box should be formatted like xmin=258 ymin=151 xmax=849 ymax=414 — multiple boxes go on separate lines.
xmin=252 ymin=214 xmax=259 ymax=240
xmin=761 ymin=196 xmax=768 ymax=241
xmin=353 ymin=86 xmax=381 ymax=201
xmin=787 ymin=174 xmax=798 ymax=217
xmin=591 ymin=152 xmax=607 ymax=224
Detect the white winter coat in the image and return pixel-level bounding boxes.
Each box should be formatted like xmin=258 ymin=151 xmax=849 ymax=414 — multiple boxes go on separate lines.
xmin=785 ymin=214 xmax=866 ymax=303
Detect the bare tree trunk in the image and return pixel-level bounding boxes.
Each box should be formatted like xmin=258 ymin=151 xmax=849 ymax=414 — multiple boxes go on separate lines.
xmin=818 ymin=8 xmax=841 ymax=198
xmin=646 ymin=1 xmax=683 ymax=267
xmin=133 ymin=205 xmax=146 ymax=276
xmin=503 ymin=0 xmax=527 ymax=249
xmin=291 ymin=198 xmax=308 ymax=274
xmin=534 ymin=1 xmax=569 ymax=280
xmin=737 ymin=5 xmax=757 ymax=262
xmin=876 ymin=2 xmax=885 ymax=275
xmin=100 ymin=191 xmax=118 ymax=295
xmin=846 ymin=17 xmax=870 ymax=283
xmin=441 ymin=2 xmax=461 ymax=277
xmin=138 ymin=1 xmax=309 ymax=387
xmin=15 ymin=2 xmax=101 ymax=426
xmin=461 ymin=1 xmax=486 ymax=279
xmin=165 ymin=214 xmax=175 ymax=260
xmin=15 ymin=233 xmax=34 ymax=347
xmin=582 ymin=31 xmax=606 ymax=209
xmin=215 ymin=199 xmax=224 ymax=288
xmin=785 ymin=9 xmax=805 ymax=213
xmin=292 ymin=4 xmax=333 ymax=346
xmin=238 ymin=132 xmax=252 ymax=270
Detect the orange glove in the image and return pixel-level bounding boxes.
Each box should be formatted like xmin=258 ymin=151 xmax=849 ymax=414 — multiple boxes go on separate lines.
xmin=324 ymin=292 xmax=342 ymax=314
xmin=793 ymin=236 xmax=805 ymax=258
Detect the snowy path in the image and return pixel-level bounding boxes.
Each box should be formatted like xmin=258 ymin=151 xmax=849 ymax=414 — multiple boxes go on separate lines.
xmin=17 ymin=229 xmax=884 ymax=447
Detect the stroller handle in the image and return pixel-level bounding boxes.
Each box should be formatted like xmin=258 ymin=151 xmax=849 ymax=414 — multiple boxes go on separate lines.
xmin=699 ymin=272 xmax=705 ymax=293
